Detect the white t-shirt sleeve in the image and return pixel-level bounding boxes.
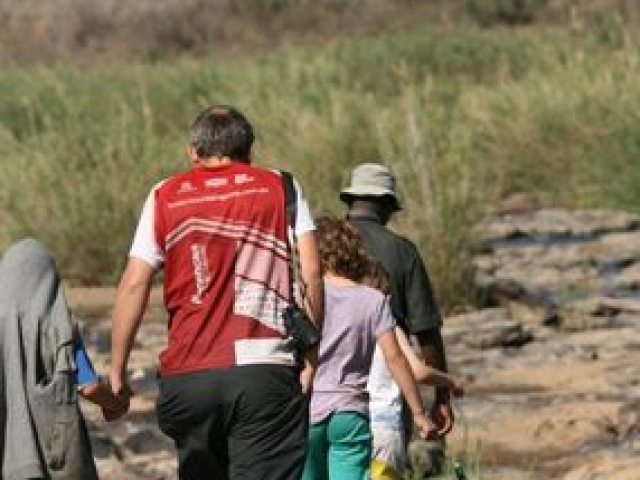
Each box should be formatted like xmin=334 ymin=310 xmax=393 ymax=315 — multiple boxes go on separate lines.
xmin=129 ymin=184 xmax=164 ymax=269
xmin=292 ymin=176 xmax=315 ymax=236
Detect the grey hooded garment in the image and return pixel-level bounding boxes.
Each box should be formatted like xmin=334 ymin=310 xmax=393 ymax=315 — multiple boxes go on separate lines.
xmin=0 ymin=239 xmax=98 ymax=480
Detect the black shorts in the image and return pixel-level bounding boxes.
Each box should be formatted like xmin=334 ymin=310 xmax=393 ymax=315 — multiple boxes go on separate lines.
xmin=157 ymin=364 xmax=308 ymax=480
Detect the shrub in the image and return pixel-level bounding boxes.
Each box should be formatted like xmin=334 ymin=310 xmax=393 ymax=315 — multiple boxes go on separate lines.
xmin=466 ymin=0 xmax=549 ymax=26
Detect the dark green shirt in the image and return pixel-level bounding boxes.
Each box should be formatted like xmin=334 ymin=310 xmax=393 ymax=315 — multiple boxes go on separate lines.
xmin=348 ymin=214 xmax=442 ymax=335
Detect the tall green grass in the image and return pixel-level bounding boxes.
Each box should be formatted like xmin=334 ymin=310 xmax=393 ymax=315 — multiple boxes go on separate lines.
xmin=1 ymin=25 xmax=640 ymax=310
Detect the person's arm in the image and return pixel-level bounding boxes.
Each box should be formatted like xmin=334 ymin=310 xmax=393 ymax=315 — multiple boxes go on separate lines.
xmin=404 ymin=246 xmax=455 ymax=435
xmin=396 ymin=327 xmax=463 ymax=396
xmin=415 ymin=329 xmax=449 ymax=387
xmin=296 ymin=231 xmax=324 ymax=327
xmin=290 ymin=176 xmax=323 ymax=329
xmin=295 ymin=230 xmax=324 ymax=388
xmin=73 ymin=334 xmax=131 ymax=420
xmin=109 ymin=258 xmax=155 ymax=416
xmin=377 ymin=330 xmax=437 ymax=440
xmin=415 ymin=328 xmax=455 ymax=435
xmin=289 ymin=176 xmax=323 ymax=388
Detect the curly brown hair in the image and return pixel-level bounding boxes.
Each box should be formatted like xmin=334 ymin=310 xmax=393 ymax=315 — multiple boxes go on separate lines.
xmin=316 ymin=216 xmax=369 ymax=282
xmin=316 ymin=216 xmax=391 ymax=295
xmin=362 ymin=261 xmax=391 ymax=296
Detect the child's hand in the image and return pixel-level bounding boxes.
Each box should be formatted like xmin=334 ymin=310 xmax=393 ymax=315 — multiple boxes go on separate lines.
xmin=300 ymin=369 xmax=314 ymax=395
xmin=413 ymin=412 xmax=439 ymax=441
xmin=451 ymin=380 xmax=465 ymax=398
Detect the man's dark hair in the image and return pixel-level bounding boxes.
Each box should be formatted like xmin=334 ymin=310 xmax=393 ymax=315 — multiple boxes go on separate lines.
xmin=189 ymin=105 xmax=254 ymax=160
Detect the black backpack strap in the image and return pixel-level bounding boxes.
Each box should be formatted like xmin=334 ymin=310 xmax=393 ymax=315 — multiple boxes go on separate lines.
xmin=280 ymin=170 xmax=297 ymax=229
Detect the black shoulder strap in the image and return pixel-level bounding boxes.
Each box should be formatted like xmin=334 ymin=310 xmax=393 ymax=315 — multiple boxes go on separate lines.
xmin=280 ymin=170 xmax=302 ymax=302
xmin=280 ymin=170 xmax=297 ymax=229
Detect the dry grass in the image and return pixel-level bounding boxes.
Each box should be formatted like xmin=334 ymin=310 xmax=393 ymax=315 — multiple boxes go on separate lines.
xmin=1 ymin=18 xmax=640 ymax=311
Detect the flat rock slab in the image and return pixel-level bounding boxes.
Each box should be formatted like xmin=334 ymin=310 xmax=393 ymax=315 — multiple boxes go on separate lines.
xmin=70 ymin=207 xmax=640 ymax=479
xmin=478 ymin=209 xmax=640 ymax=245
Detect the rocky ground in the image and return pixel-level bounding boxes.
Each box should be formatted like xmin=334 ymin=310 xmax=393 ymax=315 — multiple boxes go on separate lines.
xmin=69 ymin=204 xmax=640 ymax=480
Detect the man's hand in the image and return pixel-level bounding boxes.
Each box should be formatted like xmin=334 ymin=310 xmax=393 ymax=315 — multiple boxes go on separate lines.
xmin=431 ymin=392 xmax=455 ymax=436
xmin=418 ymin=332 xmax=455 ymax=436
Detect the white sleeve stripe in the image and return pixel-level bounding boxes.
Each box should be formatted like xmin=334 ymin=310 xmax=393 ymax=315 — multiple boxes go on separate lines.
xmin=129 ymin=182 xmax=165 ymax=270
xmin=270 ymin=168 xmax=316 ymax=235
xmin=292 ymin=177 xmax=315 ymax=235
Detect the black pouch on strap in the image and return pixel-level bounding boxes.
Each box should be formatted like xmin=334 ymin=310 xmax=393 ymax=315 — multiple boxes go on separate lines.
xmin=280 ymin=170 xmax=321 ymax=352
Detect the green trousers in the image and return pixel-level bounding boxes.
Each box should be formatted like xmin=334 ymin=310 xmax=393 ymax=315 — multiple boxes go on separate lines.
xmin=302 ymin=412 xmax=372 ymax=480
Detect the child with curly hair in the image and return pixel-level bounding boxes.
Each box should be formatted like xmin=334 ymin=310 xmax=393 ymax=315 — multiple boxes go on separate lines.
xmin=302 ymin=216 xmax=444 ymax=480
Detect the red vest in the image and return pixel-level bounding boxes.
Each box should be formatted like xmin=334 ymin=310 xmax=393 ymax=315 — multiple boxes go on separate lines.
xmin=154 ymin=163 xmax=293 ymax=375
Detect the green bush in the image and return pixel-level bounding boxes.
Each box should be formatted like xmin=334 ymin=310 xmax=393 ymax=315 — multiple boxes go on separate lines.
xmin=466 ymin=0 xmax=549 ymax=26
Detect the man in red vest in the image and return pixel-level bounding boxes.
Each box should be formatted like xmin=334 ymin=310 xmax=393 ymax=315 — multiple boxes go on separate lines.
xmin=109 ymin=105 xmax=324 ymax=480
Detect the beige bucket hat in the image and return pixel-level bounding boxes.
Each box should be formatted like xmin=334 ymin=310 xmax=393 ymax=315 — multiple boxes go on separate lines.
xmin=340 ymin=163 xmax=402 ymax=211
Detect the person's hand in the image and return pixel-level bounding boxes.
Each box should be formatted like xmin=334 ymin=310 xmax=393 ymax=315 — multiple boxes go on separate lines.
xmin=413 ymin=412 xmax=439 ymax=441
xmin=300 ymin=366 xmax=315 ymax=395
xmin=300 ymin=375 xmax=312 ymax=395
xmin=102 ymin=399 xmax=128 ymax=422
xmin=431 ymin=393 xmax=455 ymax=436
xmin=451 ymin=379 xmax=465 ymax=398
xmin=103 ymin=378 xmax=133 ymax=421
xmin=299 ymin=352 xmax=317 ymax=396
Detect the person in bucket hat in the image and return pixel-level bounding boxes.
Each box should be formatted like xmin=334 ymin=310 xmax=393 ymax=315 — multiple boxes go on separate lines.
xmin=341 ymin=163 xmax=453 ymax=479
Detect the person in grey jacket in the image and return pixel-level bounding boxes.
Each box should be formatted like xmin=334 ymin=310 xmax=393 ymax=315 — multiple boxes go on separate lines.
xmin=0 ymin=238 xmax=127 ymax=480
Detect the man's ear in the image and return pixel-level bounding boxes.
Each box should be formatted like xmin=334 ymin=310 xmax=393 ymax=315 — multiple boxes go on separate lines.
xmin=379 ymin=203 xmax=395 ymax=225
xmin=187 ymin=144 xmax=199 ymax=163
